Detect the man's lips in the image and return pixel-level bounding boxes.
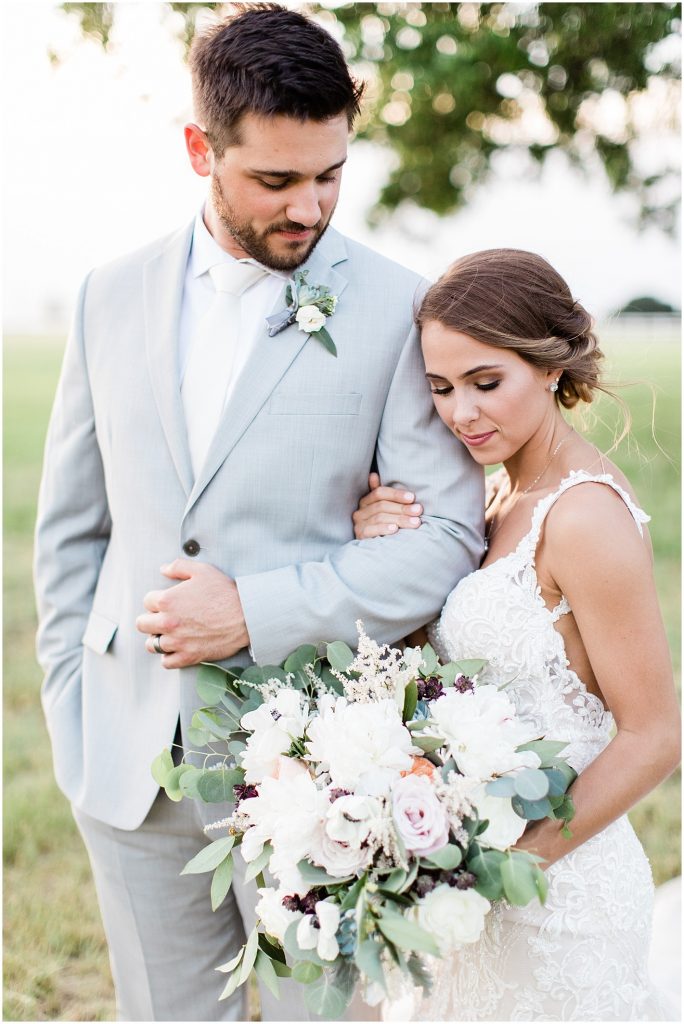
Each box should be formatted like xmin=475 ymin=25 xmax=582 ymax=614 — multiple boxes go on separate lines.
xmin=274 ymin=228 xmax=314 ymax=242
xmin=460 ymin=430 xmax=497 ymax=447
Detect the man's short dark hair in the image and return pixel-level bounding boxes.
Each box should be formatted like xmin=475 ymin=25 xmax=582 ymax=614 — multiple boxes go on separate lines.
xmin=189 ymin=3 xmax=364 ymax=155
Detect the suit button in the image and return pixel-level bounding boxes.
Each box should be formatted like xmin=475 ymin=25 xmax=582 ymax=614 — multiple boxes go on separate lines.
xmin=183 ymin=539 xmax=200 ymax=557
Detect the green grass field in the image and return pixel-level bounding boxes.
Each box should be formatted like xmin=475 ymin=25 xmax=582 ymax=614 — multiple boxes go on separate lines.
xmin=3 ymin=333 xmax=681 ymax=1022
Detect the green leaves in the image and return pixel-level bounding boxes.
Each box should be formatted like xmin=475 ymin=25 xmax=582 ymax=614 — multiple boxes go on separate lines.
xmin=305 ymin=961 xmax=358 ymax=1019
xmin=411 ymin=734 xmax=444 ymax=753
xmin=210 ymin=855 xmax=234 ymax=911
xmin=315 ymin=326 xmax=337 ymax=358
xmin=402 ymin=680 xmax=418 ymax=723
xmin=513 ymin=767 xmax=550 ymax=801
xmin=326 ymin=641 xmax=354 ymax=672
xmin=284 ymin=644 xmax=318 ymax=673
xmin=151 ymin=747 xmax=173 ymax=787
xmin=254 ymin=949 xmax=280 ymax=997
xmin=453 ymin=658 xmax=486 ymax=678
xmin=244 ymin=842 xmax=273 ymax=883
xmin=500 ymin=851 xmax=548 ymax=907
xmin=420 ymin=644 xmax=439 ymax=675
xmin=468 ymin=847 xmax=505 ymax=901
xmin=182 ymin=836 xmax=234 ymax=875
xmin=423 ymin=844 xmax=462 ymax=871
xmin=292 ymin=961 xmax=323 ymax=984
xmin=196 ymin=767 xmax=244 ymax=804
xmin=377 ymin=911 xmax=440 ymax=956
xmin=196 ymin=663 xmax=230 ymax=705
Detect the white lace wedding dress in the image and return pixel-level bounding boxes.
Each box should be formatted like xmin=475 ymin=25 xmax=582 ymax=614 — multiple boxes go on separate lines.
xmin=398 ymin=471 xmax=669 ymax=1022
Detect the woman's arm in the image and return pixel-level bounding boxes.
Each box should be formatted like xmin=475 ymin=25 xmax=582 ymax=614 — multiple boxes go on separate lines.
xmin=516 ymin=484 xmax=681 ymax=867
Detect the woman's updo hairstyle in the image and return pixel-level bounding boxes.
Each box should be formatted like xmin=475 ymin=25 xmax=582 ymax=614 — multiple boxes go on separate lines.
xmin=416 ymin=249 xmax=604 ymax=410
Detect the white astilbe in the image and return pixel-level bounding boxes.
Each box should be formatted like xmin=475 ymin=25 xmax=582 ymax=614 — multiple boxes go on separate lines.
xmin=433 ymin=771 xmax=480 ymax=832
xmin=338 ymin=621 xmax=423 ymax=706
xmin=204 ymin=807 xmax=251 ymax=836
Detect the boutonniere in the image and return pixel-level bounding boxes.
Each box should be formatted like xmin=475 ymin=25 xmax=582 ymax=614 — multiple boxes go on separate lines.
xmin=265 ymin=270 xmax=339 ymax=356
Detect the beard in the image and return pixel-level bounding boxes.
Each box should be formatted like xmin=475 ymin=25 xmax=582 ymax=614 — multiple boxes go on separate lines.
xmin=210 ymin=176 xmax=333 ymax=271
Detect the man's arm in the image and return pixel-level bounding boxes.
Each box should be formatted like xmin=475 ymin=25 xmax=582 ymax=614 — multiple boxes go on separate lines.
xmin=34 ymin=275 xmax=112 ymax=710
xmin=237 ymin=321 xmax=484 ymax=663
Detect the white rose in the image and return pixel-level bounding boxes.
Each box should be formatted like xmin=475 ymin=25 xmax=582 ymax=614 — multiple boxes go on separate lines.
xmin=295 ymin=304 xmax=326 ymax=333
xmin=240 ymin=690 xmax=311 ymax=783
xmin=306 ymin=697 xmax=415 ymax=794
xmin=416 ymin=884 xmax=490 ymax=954
xmin=255 ymin=886 xmax=302 ymax=942
xmin=430 ymin=686 xmax=540 ymax=780
xmin=313 ymin=832 xmax=374 ymax=877
xmin=471 ymin=784 xmax=527 ymax=851
xmin=391 ymin=775 xmax=450 ymax=856
xmin=325 ymin=794 xmax=382 ymax=848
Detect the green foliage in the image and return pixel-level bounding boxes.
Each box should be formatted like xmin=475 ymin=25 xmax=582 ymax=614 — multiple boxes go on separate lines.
xmin=59 ymin=3 xmax=680 ymax=230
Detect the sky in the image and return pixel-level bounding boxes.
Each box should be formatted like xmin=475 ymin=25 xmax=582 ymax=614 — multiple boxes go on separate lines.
xmin=1 ymin=1 xmax=681 ymax=334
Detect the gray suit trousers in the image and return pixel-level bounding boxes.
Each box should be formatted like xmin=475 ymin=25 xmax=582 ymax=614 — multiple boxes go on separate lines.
xmin=73 ymin=791 xmax=380 ymax=1022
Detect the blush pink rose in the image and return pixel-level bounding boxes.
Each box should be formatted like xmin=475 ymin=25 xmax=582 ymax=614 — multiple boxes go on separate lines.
xmin=391 ymin=774 xmax=449 ymax=855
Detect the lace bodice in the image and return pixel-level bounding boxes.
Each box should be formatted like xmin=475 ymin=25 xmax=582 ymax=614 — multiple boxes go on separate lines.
xmin=430 ymin=471 xmax=651 ymax=774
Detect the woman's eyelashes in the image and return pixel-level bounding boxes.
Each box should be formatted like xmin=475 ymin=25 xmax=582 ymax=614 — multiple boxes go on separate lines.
xmin=430 ymin=380 xmax=501 ymax=396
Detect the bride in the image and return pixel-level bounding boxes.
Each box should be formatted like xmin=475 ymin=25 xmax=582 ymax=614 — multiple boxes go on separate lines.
xmin=353 ymin=249 xmax=680 ymax=1021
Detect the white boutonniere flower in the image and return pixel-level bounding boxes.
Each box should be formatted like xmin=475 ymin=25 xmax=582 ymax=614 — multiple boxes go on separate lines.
xmin=265 ymin=270 xmax=339 ymax=356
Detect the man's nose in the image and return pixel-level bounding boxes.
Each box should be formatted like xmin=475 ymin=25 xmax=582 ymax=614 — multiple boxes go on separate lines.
xmin=285 ymin=184 xmax=322 ymax=228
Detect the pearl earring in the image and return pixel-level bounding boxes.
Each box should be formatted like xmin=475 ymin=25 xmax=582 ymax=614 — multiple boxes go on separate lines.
xmin=549 ymin=379 xmax=560 ymax=393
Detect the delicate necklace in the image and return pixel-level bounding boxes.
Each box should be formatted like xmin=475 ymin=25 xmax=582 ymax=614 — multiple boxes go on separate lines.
xmin=484 ymin=430 xmax=574 ymax=551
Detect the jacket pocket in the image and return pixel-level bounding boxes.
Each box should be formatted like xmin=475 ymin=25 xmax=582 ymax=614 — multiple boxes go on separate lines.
xmin=269 ymin=392 xmax=362 ymax=416
xmin=82 ymin=611 xmax=118 ymax=655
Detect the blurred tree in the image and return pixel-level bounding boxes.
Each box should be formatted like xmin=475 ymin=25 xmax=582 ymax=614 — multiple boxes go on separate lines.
xmin=617 ymin=296 xmax=678 ymax=313
xmin=60 ymin=2 xmax=681 ymax=231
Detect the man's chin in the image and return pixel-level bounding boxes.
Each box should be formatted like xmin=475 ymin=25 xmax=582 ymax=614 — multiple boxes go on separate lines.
xmin=262 ymin=227 xmax=328 ymax=272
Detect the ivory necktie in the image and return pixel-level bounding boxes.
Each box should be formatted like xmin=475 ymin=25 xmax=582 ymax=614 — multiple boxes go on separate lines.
xmin=182 ymin=260 xmax=267 ymax=477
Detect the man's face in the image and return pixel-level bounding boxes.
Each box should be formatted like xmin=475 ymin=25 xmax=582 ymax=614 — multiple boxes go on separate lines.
xmin=206 ymin=112 xmax=348 ymax=271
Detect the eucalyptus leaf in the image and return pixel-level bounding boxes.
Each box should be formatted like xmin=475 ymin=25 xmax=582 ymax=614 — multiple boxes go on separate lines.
xmin=436 ymin=663 xmax=459 ymax=685
xmin=381 ymin=867 xmax=408 ymax=893
xmin=216 ymin=946 xmax=244 ymax=974
xmin=513 ymin=768 xmax=550 ymax=801
xmin=453 ymin=658 xmax=486 ymax=677
xmin=244 ymin=843 xmax=274 ymax=883
xmin=377 ymin=913 xmax=440 ymax=956
xmin=354 ymin=939 xmax=387 ymax=990
xmin=485 ymin=776 xmax=517 ymax=797
xmin=412 ymin=734 xmax=444 ymax=753
xmin=292 ymin=961 xmax=323 ymax=984
xmin=424 ymin=844 xmax=462 ymax=871
xmin=238 ymin=927 xmax=260 ymax=985
xmin=197 ymin=767 xmax=244 ymax=804
xmin=284 ymin=644 xmax=318 ymax=673
xmin=210 ymin=855 xmax=234 ymax=911
xmin=516 ymin=738 xmax=569 ymax=765
xmin=326 ymin=640 xmax=354 ymax=672
xmin=305 ymin=974 xmax=349 ymax=1020
xmin=296 ymin=859 xmax=352 ymax=886
xmin=500 ymin=852 xmax=541 ymax=906
xmin=254 ymin=949 xmax=280 ymax=998
xmin=320 ymin=665 xmax=345 ymax=695
xmin=468 ymin=847 xmax=505 ymax=901
xmin=164 ymin=763 xmax=193 ymax=801
xmin=420 ymin=644 xmax=439 ymax=675
xmin=195 ymin=710 xmax=236 ymax=741
xmin=218 ymin=967 xmax=243 ymax=1001
xmin=181 ymin=836 xmax=235 ymax=875
xmin=178 ymin=766 xmax=204 ymax=799
xmin=151 ymin=748 xmax=174 ymax=787
xmin=187 ymin=726 xmax=212 ymax=748
xmin=511 ymin=795 xmax=553 ymax=821
xmin=196 ymin=663 xmax=230 ymax=705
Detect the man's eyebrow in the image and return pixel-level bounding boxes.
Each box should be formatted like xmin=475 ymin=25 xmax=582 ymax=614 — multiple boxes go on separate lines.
xmin=425 ymin=364 xmax=503 ymax=381
xmin=249 ymin=158 xmax=347 ymax=178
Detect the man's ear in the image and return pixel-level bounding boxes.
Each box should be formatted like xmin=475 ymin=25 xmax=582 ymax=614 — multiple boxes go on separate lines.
xmin=184 ymin=123 xmax=213 ymax=177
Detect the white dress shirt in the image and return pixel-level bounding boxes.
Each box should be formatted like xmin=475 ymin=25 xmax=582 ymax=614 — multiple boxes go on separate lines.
xmin=179 ymin=211 xmax=289 ymax=401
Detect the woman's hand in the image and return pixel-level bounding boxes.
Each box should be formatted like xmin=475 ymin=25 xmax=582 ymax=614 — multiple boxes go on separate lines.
xmin=353 ymin=473 xmax=423 ymax=539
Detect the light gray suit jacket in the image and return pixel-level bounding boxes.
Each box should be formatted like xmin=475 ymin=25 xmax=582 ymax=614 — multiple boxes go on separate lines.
xmin=34 ymin=221 xmax=484 ymax=830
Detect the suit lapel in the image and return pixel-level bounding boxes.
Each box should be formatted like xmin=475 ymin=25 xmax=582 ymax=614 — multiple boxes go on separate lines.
xmin=185 ymin=229 xmax=349 ymax=515
xmin=143 ymin=223 xmax=195 ymax=497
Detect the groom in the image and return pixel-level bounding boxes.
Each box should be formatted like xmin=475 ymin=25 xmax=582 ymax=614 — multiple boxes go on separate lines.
xmin=34 ymin=5 xmax=484 ymax=1021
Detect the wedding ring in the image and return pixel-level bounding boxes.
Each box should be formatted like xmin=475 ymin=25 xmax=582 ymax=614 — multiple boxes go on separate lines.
xmin=152 ymin=634 xmax=165 ymax=655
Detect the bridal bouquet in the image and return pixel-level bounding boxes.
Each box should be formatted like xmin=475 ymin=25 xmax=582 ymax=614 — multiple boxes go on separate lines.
xmin=152 ymin=625 xmax=576 ymax=1019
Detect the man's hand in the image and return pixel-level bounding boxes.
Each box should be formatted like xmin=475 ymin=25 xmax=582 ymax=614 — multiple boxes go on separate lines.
xmin=136 ymin=560 xmax=249 ymax=669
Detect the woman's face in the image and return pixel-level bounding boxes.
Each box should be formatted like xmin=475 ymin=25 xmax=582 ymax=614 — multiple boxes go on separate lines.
xmin=421 ymin=320 xmax=558 ymax=466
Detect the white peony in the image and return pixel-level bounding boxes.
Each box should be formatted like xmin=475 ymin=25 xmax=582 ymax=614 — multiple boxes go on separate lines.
xmin=240 ymin=689 xmax=311 ymax=783
xmin=239 ymin=756 xmax=327 ymax=889
xmin=391 ymin=774 xmax=450 ymax=856
xmin=295 ymin=304 xmax=326 ymax=333
xmin=416 ymin=884 xmax=490 ymax=953
xmin=306 ymin=696 xmax=416 ymax=794
xmin=255 ymin=886 xmax=302 ymax=942
xmin=296 ymin=900 xmax=340 ymax=961
xmin=471 ymin=784 xmax=527 ymax=851
xmin=429 ymin=685 xmax=541 ymax=780
xmin=312 ymin=831 xmax=375 ymax=877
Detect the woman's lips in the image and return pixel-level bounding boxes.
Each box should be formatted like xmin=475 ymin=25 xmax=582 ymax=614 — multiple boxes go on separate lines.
xmin=460 ymin=430 xmax=496 ymax=447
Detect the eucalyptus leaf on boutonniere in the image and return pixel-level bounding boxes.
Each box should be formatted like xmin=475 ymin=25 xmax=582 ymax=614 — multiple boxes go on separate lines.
xmin=265 ymin=270 xmax=339 ymax=356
